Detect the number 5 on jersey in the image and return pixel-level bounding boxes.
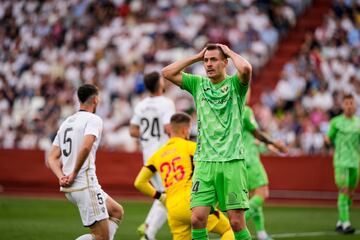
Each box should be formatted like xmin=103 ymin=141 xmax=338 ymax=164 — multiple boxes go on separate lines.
xmin=160 ymin=156 xmax=185 ymax=188
xmin=63 ymin=127 xmax=73 ymax=157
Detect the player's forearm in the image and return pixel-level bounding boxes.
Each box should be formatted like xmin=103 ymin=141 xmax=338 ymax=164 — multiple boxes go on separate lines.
xmin=47 ymin=146 xmax=63 ymax=179
xmin=253 ymin=129 xmax=274 ymax=146
xmin=134 ymin=168 xmax=158 ymax=198
xmin=48 ymin=157 xmax=64 ymax=179
xmin=162 ymin=55 xmax=200 ymax=80
xmin=129 ymin=125 xmax=140 ymax=138
xmin=135 ymin=180 xmax=157 ymax=198
xmin=227 ymin=51 xmax=252 ymax=84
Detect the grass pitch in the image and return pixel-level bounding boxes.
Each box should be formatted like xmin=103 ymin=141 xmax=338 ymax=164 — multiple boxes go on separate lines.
xmin=0 ymin=196 xmax=359 ymax=240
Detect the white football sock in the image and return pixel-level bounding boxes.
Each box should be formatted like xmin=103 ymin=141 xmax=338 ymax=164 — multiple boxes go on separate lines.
xmin=257 ymin=230 xmax=268 ymax=240
xmin=336 ymin=220 xmax=342 ymax=227
xmin=342 ymin=221 xmax=351 ymax=228
xmin=109 ymin=217 xmax=120 ymax=240
xmin=75 ymin=234 xmax=94 ymax=240
xmin=145 ymin=199 xmax=167 ymax=240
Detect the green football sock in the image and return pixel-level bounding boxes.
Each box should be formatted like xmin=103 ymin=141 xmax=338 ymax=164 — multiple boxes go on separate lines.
xmin=337 ymin=193 xmax=349 ymax=222
xmin=234 ymin=228 xmax=252 ymax=240
xmin=245 ymin=195 xmax=264 ymax=220
xmin=253 ymin=206 xmax=265 ymax=232
xmin=192 ymin=228 xmax=208 ymax=240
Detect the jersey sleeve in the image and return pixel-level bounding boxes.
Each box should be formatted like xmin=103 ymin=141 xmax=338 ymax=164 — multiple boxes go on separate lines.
xmin=145 ymin=153 xmax=157 ymax=171
xmin=181 ymin=72 xmax=200 ymax=95
xmin=327 ymin=118 xmax=338 ymax=143
xmin=162 ymin=100 xmax=176 ymax=125
xmin=52 ymin=132 xmax=60 ymax=146
xmin=134 ymin=167 xmax=157 ymax=198
xmin=243 ymin=107 xmax=258 ymax=132
xmin=231 ymin=74 xmax=249 ymax=99
xmin=84 ymin=116 xmax=103 ymax=139
xmin=187 ymin=140 xmax=197 ymax=156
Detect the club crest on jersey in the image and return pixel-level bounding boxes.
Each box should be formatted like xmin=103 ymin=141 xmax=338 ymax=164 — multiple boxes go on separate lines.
xmin=221 ymin=85 xmax=229 ymax=93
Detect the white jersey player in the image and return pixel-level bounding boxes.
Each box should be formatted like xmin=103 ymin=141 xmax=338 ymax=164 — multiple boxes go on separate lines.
xmin=130 ymin=72 xmax=175 ymax=240
xmin=48 ymin=84 xmax=124 ymax=240
xmin=53 ymin=111 xmax=102 ymax=192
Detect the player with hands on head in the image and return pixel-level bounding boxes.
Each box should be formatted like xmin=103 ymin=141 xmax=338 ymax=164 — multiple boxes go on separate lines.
xmin=162 ymin=43 xmax=252 ymax=240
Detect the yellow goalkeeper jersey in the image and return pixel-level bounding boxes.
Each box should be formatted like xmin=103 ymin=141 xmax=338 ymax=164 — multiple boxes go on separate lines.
xmin=146 ymin=137 xmax=196 ymax=201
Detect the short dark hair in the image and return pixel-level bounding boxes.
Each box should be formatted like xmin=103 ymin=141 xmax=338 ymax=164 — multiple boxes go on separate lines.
xmin=144 ymin=71 xmax=160 ymax=93
xmin=343 ymin=93 xmax=354 ymax=100
xmin=77 ymin=84 xmax=98 ymax=103
xmin=205 ymin=43 xmax=228 ymax=59
xmin=170 ymin=112 xmax=192 ymax=125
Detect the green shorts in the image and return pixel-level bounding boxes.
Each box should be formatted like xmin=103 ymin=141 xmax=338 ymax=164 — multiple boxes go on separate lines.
xmin=247 ymin=162 xmax=269 ymax=191
xmin=334 ymin=167 xmax=359 ymax=189
xmin=190 ymin=160 xmax=249 ymax=212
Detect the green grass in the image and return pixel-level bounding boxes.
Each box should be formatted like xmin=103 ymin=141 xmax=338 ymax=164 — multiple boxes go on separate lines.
xmin=0 ymin=196 xmax=359 ymax=240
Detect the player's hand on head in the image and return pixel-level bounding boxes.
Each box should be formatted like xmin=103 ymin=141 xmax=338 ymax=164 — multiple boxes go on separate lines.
xmin=196 ymin=47 xmax=207 ymax=60
xmin=216 ymin=43 xmax=231 ymax=57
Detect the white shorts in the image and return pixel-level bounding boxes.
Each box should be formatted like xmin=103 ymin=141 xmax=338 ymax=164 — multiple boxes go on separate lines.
xmin=65 ymin=187 xmax=109 ymax=227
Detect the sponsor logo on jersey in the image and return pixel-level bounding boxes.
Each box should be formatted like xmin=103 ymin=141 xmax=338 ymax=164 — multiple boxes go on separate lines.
xmin=203 ymin=87 xmax=211 ymax=92
xmin=221 ymin=85 xmax=229 ymax=93
xmin=228 ymin=192 xmax=238 ymax=204
xmin=201 ymin=96 xmax=232 ymax=104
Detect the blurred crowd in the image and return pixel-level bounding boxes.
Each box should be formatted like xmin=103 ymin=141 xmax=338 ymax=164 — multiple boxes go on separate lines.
xmin=257 ymin=0 xmax=360 ymax=155
xmin=0 ymin=0 xmax=310 ymax=151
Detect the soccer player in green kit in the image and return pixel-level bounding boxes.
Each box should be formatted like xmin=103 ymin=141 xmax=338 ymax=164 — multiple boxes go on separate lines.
xmin=325 ymin=94 xmax=360 ymax=234
xmin=162 ymin=43 xmax=252 ymax=240
xmin=242 ymin=102 xmax=287 ymax=240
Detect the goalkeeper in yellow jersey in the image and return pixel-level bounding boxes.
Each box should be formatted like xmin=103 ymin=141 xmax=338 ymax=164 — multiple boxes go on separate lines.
xmin=134 ymin=112 xmax=234 ymax=240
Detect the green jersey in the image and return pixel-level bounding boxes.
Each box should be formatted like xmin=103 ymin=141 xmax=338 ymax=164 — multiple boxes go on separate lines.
xmin=181 ymin=72 xmax=248 ymax=162
xmin=327 ymin=114 xmax=360 ymax=168
xmin=243 ymin=106 xmax=261 ymax=165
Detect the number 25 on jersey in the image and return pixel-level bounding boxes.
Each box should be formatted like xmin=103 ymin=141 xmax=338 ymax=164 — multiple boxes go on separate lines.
xmin=160 ymin=156 xmax=185 ymax=188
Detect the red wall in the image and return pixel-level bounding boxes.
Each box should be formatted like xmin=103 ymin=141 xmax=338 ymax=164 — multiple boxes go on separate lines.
xmin=263 ymin=155 xmax=336 ymax=191
xmin=0 ymin=149 xmax=359 ymax=200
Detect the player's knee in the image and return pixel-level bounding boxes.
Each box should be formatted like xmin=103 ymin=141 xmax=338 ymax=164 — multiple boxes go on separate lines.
xmin=255 ymin=186 xmax=269 ymax=199
xmin=340 ymin=188 xmax=350 ymax=195
xmin=228 ymin=212 xmax=246 ymax=232
xmin=191 ymin=213 xmax=207 ymax=228
xmin=93 ymin=232 xmax=110 ymax=240
xmin=229 ymin=218 xmax=241 ymax=231
xmin=263 ymin=190 xmax=269 ymax=199
xmin=92 ymin=222 xmax=110 ymax=240
xmin=112 ymin=204 xmax=124 ymax=220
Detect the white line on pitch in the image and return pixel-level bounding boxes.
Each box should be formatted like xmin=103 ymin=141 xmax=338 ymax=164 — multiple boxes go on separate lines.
xmin=270 ymin=230 xmax=360 ymax=238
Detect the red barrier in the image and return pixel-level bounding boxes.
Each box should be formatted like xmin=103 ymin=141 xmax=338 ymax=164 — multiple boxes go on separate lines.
xmin=0 ymin=149 xmax=359 ymax=201
xmin=263 ymin=156 xmax=336 ymax=191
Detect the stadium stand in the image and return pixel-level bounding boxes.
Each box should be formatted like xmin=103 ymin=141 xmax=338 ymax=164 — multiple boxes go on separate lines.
xmin=0 ymin=0 xmax=312 ymax=151
xmin=256 ymin=0 xmax=360 ymax=155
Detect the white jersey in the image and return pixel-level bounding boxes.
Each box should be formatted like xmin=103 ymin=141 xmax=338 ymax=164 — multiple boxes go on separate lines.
xmin=131 ymin=96 xmax=175 ymax=164
xmin=53 ymin=111 xmax=103 ymax=192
